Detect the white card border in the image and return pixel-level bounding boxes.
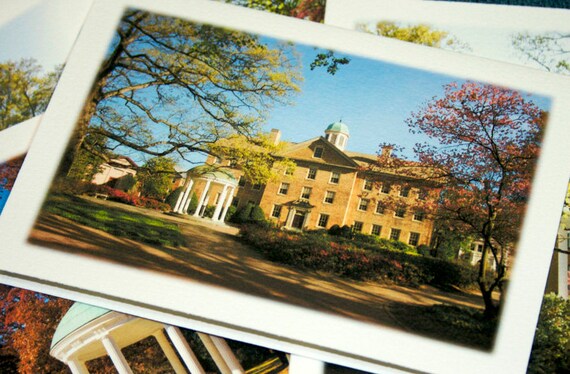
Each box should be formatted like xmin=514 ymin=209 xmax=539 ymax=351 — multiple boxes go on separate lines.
xmin=0 ymin=116 xmax=39 ymax=162
xmin=324 ymin=0 xmax=570 ymax=70
xmin=1 ymin=1 xmax=570 ymax=373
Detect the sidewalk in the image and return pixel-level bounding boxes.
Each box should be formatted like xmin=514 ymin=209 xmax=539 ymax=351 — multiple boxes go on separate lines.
xmin=30 ymin=198 xmax=491 ymax=345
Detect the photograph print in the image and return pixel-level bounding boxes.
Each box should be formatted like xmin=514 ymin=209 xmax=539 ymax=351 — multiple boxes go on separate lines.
xmin=27 ymin=6 xmax=552 ymax=354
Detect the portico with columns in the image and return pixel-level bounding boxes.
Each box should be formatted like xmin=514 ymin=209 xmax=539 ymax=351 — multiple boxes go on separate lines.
xmin=50 ymin=302 xmax=245 ymax=374
xmin=172 ymin=165 xmax=238 ymax=224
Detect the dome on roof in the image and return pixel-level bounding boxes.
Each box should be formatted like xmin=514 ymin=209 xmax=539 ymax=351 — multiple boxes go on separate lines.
xmin=189 ymin=165 xmax=238 ymax=184
xmin=325 ymin=121 xmax=349 ymax=135
xmin=51 ymin=303 xmax=111 ymax=349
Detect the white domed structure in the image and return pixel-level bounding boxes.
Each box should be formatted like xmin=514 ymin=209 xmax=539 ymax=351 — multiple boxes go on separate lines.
xmin=324 ymin=121 xmax=349 ymax=151
xmin=50 ymin=302 xmax=244 ymax=374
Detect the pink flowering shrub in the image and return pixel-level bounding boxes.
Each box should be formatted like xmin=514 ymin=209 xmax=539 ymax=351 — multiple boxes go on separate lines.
xmin=239 ymin=224 xmax=477 ymax=288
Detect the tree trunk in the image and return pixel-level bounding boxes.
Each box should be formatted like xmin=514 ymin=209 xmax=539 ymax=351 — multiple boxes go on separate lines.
xmin=479 ymin=283 xmax=499 ymax=319
xmin=55 ymin=88 xmax=100 ymax=178
xmin=477 ymin=236 xmax=500 ymax=319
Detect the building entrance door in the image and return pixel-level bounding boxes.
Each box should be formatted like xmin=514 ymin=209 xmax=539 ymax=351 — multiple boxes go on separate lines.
xmin=291 ymin=211 xmax=306 ymax=229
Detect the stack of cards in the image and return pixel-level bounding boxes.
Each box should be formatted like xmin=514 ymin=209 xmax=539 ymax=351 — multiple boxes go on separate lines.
xmin=1 ymin=1 xmax=569 ymax=373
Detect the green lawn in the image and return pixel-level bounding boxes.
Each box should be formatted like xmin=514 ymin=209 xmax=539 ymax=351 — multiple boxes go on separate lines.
xmin=42 ymin=194 xmax=186 ymax=247
xmin=389 ymin=303 xmax=497 ymax=350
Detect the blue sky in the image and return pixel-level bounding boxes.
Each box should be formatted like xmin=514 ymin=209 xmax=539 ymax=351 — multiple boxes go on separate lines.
xmin=0 ymin=4 xmax=552 ymax=167
xmin=260 ymin=41 xmax=550 ymax=160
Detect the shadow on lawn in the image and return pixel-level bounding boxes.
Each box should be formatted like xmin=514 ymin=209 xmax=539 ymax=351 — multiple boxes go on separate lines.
xmin=29 ymin=206 xmax=495 ymax=351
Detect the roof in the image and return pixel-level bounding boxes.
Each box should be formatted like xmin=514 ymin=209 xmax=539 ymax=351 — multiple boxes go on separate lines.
xmin=189 ymin=165 xmax=238 ymax=184
xmin=51 ymin=303 xmax=111 ymax=349
xmin=279 ymin=137 xmax=360 ymax=169
xmin=325 ymin=121 xmax=349 ymax=135
xmin=345 ymin=150 xmax=377 ymax=167
xmin=110 ymin=156 xmax=138 ymax=168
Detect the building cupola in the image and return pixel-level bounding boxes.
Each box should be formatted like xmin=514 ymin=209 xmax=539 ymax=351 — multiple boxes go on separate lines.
xmin=324 ymin=121 xmax=349 ymax=151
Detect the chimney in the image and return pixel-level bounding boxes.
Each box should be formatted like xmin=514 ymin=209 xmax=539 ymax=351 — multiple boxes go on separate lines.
xmin=381 ymin=146 xmax=393 ymax=158
xmin=269 ymin=129 xmax=281 ymax=146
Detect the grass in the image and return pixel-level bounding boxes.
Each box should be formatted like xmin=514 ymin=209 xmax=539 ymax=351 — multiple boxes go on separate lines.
xmin=389 ymin=303 xmax=497 ymax=350
xmin=41 ymin=193 xmax=186 ymax=247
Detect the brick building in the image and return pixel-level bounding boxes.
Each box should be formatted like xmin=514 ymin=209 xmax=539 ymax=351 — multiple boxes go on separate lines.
xmin=175 ymin=122 xmax=436 ymax=247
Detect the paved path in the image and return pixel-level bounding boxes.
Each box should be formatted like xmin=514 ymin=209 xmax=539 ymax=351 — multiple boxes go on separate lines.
xmin=30 ymin=197 xmax=487 ymax=331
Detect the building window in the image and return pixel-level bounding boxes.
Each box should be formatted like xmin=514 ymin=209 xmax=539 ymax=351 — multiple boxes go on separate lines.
xmin=358 ymin=198 xmax=370 ymax=211
xmin=472 ymin=243 xmax=484 ymax=253
xmin=395 ymin=207 xmax=406 ymax=218
xmin=284 ymin=166 xmax=294 ymax=176
xmin=324 ymin=191 xmax=335 ymax=204
xmin=381 ymin=183 xmax=391 ymax=194
xmin=353 ymin=221 xmax=363 ymax=233
xmin=317 ymin=214 xmax=330 ymax=228
xmin=307 ymin=168 xmax=317 ymax=180
xmin=363 ymin=179 xmax=373 ymax=191
xmin=231 ymin=197 xmax=240 ymax=207
xmin=330 ymin=172 xmax=340 ymax=184
xmin=238 ymin=176 xmax=246 ymax=188
xmin=417 ymin=189 xmax=428 ymax=200
xmin=271 ymin=205 xmax=282 ymax=218
xmin=375 ymin=202 xmax=385 ymax=215
xmin=409 ymin=232 xmax=420 ymax=246
xmin=400 ymin=186 xmax=411 ymax=197
xmin=390 ymin=228 xmax=401 ymax=241
xmin=300 ymin=186 xmax=312 ymax=200
xmin=371 ymin=224 xmax=382 ymax=236
xmin=252 ymin=183 xmax=262 ymax=190
xmin=278 ymin=182 xmax=290 ymax=195
xmin=313 ymin=147 xmax=324 ymax=158
xmin=413 ymin=211 xmax=425 ymax=222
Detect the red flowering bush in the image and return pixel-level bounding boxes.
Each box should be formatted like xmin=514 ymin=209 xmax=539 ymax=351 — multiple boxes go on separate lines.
xmin=239 ymin=224 xmax=476 ymax=288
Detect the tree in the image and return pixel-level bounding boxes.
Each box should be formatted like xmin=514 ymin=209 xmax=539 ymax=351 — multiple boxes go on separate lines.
xmin=62 ymin=9 xmax=301 ymax=181
xmin=512 ymin=32 xmax=570 ymax=75
xmin=0 ymin=59 xmax=60 ymax=130
xmin=209 ymin=133 xmax=297 ymax=184
xmin=431 ymin=224 xmax=474 ymax=261
xmin=0 ymin=286 xmax=73 ymax=373
xmin=0 ymin=155 xmax=25 ymax=190
xmin=359 ymin=21 xmax=470 ymax=52
xmin=232 ymin=203 xmax=255 ymax=223
xmin=528 ymin=293 xmax=570 ymax=373
xmin=226 ymin=0 xmax=300 ymax=16
xmin=65 ymin=132 xmax=109 ymax=182
xmin=373 ymin=82 xmax=543 ymax=318
xmin=114 ymin=173 xmax=138 ymax=192
xmin=290 ymin=0 xmax=326 ymax=22
xmin=225 ymin=0 xmax=326 ymax=22
xmin=138 ymin=157 xmax=177 ymax=200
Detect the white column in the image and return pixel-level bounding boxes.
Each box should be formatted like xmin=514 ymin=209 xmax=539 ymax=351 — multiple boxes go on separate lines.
xmin=101 ymin=335 xmax=133 ymax=374
xmin=181 ymin=180 xmax=195 ymax=214
xmin=165 ymin=326 xmax=206 ymax=374
xmin=174 ymin=178 xmax=190 ymax=212
xmin=288 ymin=355 xmax=324 ymax=374
xmin=67 ymin=359 xmax=90 ymax=374
xmin=197 ymin=333 xmax=232 ymax=374
xmin=193 ymin=180 xmax=211 ymax=217
xmin=303 ymin=211 xmax=311 ymax=230
xmin=220 ymin=187 xmax=236 ymax=222
xmin=209 ymin=335 xmax=244 ymax=374
xmin=177 ymin=179 xmax=194 ymax=214
xmin=153 ymin=329 xmax=188 ymax=374
xmin=212 ymin=184 xmax=229 ymax=222
xmin=286 ymin=208 xmax=296 ymax=228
